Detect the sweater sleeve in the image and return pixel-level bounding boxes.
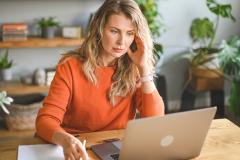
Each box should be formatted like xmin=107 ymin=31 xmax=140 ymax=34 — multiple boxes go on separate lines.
xmin=134 ymin=87 xmax=165 ymax=118
xmin=36 ymin=60 xmax=72 ymax=143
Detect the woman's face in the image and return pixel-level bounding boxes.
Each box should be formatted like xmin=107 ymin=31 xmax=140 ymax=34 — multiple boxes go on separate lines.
xmin=100 ymin=13 xmax=135 ymax=66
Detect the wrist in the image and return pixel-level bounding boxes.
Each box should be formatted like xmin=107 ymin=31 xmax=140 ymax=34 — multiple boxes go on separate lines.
xmin=140 ymin=74 xmax=154 ymax=83
xmin=52 ymin=131 xmax=71 ymax=147
xmin=138 ymin=65 xmax=150 ymax=77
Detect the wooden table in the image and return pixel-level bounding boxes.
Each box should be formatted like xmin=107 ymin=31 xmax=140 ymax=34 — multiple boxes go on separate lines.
xmin=0 ymin=119 xmax=239 ymax=160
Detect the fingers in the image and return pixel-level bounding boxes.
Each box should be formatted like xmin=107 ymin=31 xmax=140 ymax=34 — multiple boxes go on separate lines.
xmin=64 ymin=146 xmax=79 ymax=160
xmin=72 ymin=142 xmax=81 ymax=159
xmin=63 ymin=138 xmax=88 ymax=160
xmin=64 ymin=152 xmax=75 ymax=160
xmin=75 ymin=140 xmax=89 ymax=160
xmin=134 ymin=36 xmax=144 ymax=51
xmin=128 ymin=36 xmax=144 ymax=55
xmin=127 ymin=47 xmax=133 ymax=55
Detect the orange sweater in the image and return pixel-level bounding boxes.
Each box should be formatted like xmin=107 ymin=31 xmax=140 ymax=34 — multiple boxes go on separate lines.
xmin=36 ymin=57 xmax=164 ymax=143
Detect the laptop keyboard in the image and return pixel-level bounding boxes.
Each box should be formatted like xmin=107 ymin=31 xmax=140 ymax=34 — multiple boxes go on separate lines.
xmin=110 ymin=153 xmax=119 ymax=160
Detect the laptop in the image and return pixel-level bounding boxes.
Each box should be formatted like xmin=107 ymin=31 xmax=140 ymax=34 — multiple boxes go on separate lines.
xmin=91 ymin=107 xmax=217 ymax=160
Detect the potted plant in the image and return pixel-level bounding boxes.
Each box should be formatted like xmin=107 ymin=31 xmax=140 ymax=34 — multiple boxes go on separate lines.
xmin=4 ymin=93 xmax=45 ymax=130
xmin=0 ymin=91 xmax=45 ymax=130
xmin=218 ymin=35 xmax=240 ymax=117
xmin=0 ymin=49 xmax=13 ymax=81
xmin=37 ymin=16 xmax=60 ymax=39
xmin=135 ymin=0 xmax=165 ymax=63
xmin=183 ymin=0 xmax=235 ymax=91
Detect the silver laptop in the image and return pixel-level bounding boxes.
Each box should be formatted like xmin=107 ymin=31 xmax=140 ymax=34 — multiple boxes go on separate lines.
xmin=91 ymin=107 xmax=217 ymax=160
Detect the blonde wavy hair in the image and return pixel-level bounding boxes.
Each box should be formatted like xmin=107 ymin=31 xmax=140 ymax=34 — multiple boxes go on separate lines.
xmin=64 ymin=0 xmax=155 ymax=105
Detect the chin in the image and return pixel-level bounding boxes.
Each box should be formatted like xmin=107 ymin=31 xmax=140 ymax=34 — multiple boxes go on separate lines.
xmin=113 ymin=50 xmax=126 ymax=56
xmin=112 ymin=53 xmax=125 ymax=58
xmin=110 ymin=55 xmax=121 ymax=60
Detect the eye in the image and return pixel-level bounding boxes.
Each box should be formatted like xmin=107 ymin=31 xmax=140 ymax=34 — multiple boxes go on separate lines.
xmin=110 ymin=29 xmax=118 ymax=34
xmin=127 ymin=32 xmax=134 ymax=36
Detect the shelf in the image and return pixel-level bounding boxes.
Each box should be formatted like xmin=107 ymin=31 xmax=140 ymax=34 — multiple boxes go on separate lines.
xmin=0 ymin=84 xmax=49 ymax=95
xmin=0 ymin=37 xmax=84 ymax=48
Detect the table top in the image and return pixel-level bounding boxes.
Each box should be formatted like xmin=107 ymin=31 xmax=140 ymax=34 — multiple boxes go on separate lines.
xmin=0 ymin=118 xmax=239 ymax=160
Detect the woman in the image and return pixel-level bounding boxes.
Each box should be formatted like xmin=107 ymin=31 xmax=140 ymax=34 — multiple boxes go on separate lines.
xmin=36 ymin=0 xmax=164 ymax=159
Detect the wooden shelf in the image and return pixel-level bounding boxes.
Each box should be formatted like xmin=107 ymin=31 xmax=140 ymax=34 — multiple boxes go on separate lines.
xmin=0 ymin=84 xmax=49 ymax=95
xmin=0 ymin=37 xmax=84 ymax=48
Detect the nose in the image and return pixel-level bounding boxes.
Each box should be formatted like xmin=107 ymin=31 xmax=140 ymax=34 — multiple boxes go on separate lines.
xmin=117 ymin=34 xmax=125 ymax=46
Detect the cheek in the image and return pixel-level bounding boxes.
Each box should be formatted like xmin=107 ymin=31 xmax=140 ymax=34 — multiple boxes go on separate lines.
xmin=101 ymin=33 xmax=115 ymax=49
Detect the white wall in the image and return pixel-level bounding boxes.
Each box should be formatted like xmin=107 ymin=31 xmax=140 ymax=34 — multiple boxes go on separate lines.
xmin=0 ymin=0 xmax=240 ymax=109
xmin=157 ymin=0 xmax=240 ymax=109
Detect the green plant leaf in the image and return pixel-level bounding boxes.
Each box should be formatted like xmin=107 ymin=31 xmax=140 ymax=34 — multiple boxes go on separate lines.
xmin=219 ymin=36 xmax=240 ymax=76
xmin=207 ymin=0 xmax=236 ymax=21
xmin=135 ymin=0 xmax=163 ymax=38
xmin=191 ymin=51 xmax=212 ymax=66
xmin=0 ymin=91 xmax=13 ymax=114
xmin=190 ymin=18 xmax=214 ymax=42
xmin=153 ymin=43 xmax=163 ymax=60
xmin=0 ymin=49 xmax=12 ymax=69
xmin=38 ymin=16 xmax=60 ymax=28
xmin=229 ymin=78 xmax=240 ymax=117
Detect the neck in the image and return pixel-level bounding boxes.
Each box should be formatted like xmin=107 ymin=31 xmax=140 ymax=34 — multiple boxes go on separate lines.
xmin=99 ymin=57 xmax=116 ymax=67
xmin=99 ymin=50 xmax=117 ymax=67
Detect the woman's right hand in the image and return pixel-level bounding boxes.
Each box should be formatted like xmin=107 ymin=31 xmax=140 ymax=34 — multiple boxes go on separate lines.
xmin=52 ymin=131 xmax=89 ymax=160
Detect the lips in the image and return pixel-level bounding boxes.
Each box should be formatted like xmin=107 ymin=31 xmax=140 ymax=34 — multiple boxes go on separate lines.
xmin=113 ymin=48 xmax=124 ymax=53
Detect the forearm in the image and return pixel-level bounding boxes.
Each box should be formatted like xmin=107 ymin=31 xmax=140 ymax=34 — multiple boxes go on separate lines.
xmin=36 ymin=112 xmax=65 ymax=143
xmin=137 ymin=66 xmax=165 ymax=117
xmin=140 ymin=92 xmax=165 ymax=117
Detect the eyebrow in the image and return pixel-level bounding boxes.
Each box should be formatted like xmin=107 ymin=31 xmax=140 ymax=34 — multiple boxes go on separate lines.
xmin=109 ymin=26 xmax=135 ymax=32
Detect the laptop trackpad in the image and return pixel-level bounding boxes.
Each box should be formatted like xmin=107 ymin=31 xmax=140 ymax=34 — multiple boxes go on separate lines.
xmin=91 ymin=141 xmax=122 ymax=160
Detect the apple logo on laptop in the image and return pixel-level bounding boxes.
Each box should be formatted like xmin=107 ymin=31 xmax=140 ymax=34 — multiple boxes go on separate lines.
xmin=160 ymin=135 xmax=174 ymax=147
